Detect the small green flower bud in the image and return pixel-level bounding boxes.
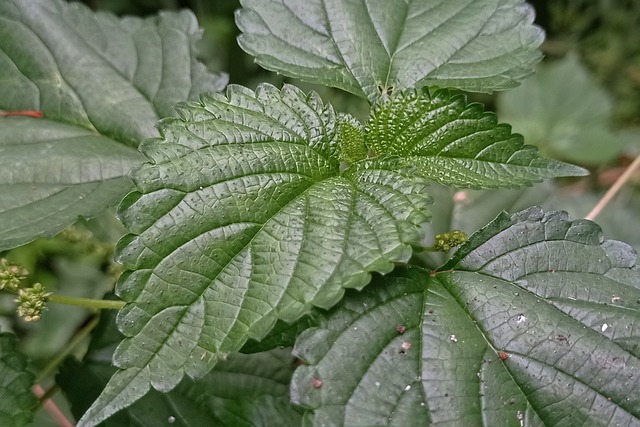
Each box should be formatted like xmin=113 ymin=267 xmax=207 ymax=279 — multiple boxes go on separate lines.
xmin=16 ymin=283 xmax=51 ymax=322
xmin=432 ymin=230 xmax=468 ymax=252
xmin=0 ymin=258 xmax=29 ymax=291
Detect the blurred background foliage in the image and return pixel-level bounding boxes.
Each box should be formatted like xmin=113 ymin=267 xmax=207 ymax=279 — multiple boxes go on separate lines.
xmin=2 ymin=0 xmax=640 ymax=424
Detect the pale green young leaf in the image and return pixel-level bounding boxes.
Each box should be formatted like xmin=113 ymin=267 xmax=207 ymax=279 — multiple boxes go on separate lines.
xmin=77 ymin=83 xmax=432 ymax=426
xmin=236 ymin=0 xmax=544 ymax=101
xmin=292 ymin=207 xmax=640 ymax=425
xmin=0 ymin=333 xmax=37 ymax=427
xmin=0 ymin=0 xmax=227 ymax=250
xmin=364 ymin=88 xmax=587 ymax=188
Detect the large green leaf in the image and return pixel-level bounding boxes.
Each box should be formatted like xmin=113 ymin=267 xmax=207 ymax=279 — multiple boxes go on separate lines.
xmin=236 ymin=0 xmax=544 ymax=101
xmin=292 ymin=207 xmax=640 ymax=425
xmin=497 ymin=54 xmax=625 ymax=165
xmin=364 ymin=88 xmax=587 ymax=188
xmin=59 ymin=309 xmax=302 ymax=426
xmin=0 ymin=333 xmax=37 ymax=427
xmin=0 ymin=0 xmax=227 ymax=250
xmin=77 ymin=83 xmax=432 ymax=426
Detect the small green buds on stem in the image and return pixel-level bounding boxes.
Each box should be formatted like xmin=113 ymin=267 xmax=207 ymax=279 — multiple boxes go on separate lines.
xmin=428 ymin=230 xmax=468 ymax=252
xmin=16 ymin=283 xmax=52 ymax=322
xmin=1 ymin=257 xmax=124 ymax=321
xmin=0 ymin=258 xmax=28 ymax=291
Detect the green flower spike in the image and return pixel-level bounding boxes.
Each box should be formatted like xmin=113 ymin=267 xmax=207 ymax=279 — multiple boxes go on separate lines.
xmin=0 ymin=258 xmax=28 ymax=291
xmin=16 ymin=283 xmax=52 ymax=322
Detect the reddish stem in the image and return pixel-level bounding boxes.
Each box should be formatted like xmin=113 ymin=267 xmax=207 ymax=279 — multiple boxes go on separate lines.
xmin=0 ymin=110 xmax=43 ymax=118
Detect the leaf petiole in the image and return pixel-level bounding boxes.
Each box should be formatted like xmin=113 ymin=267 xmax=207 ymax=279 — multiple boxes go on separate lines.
xmin=46 ymin=295 xmax=125 ymax=310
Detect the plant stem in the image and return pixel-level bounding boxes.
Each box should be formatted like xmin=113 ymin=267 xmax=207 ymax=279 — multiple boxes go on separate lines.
xmin=36 ymin=314 xmax=100 ymax=382
xmin=32 ymin=384 xmax=74 ymax=427
xmin=585 ymin=153 xmax=640 ymax=221
xmin=47 ymin=294 xmax=125 ymax=310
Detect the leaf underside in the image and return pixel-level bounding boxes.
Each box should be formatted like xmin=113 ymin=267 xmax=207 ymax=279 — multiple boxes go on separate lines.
xmin=77 ymin=83 xmax=432 ymax=426
xmin=291 ymin=207 xmax=640 ymax=426
xmin=236 ymin=0 xmax=544 ymax=101
xmin=0 ymin=0 xmax=227 ymax=250
xmin=0 ymin=333 xmax=37 ymax=427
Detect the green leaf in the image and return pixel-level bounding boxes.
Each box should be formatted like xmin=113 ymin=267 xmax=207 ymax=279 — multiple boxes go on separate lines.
xmin=77 ymin=83 xmax=431 ymax=426
xmin=497 ymin=54 xmax=625 ymax=165
xmin=364 ymin=88 xmax=587 ymax=188
xmin=59 ymin=310 xmax=302 ymax=426
xmin=236 ymin=0 xmax=544 ymax=101
xmin=0 ymin=0 xmax=227 ymax=251
xmin=0 ymin=333 xmax=37 ymax=427
xmin=291 ymin=207 xmax=640 ymax=425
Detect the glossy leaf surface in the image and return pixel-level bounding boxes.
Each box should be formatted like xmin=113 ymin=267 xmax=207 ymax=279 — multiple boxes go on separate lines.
xmin=292 ymin=208 xmax=640 ymax=426
xmin=78 ymin=83 xmax=432 ymax=426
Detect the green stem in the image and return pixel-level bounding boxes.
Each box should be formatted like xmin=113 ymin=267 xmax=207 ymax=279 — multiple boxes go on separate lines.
xmin=47 ymin=294 xmax=125 ymax=310
xmin=36 ymin=314 xmax=101 ymax=383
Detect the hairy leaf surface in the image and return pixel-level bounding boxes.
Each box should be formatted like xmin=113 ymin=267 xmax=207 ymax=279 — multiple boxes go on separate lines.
xmin=236 ymin=0 xmax=544 ymax=101
xmin=0 ymin=0 xmax=227 ymax=250
xmin=78 ymin=84 xmax=432 ymax=426
xmin=292 ymin=208 xmax=640 ymax=426
xmin=365 ymin=88 xmax=587 ymax=188
xmin=0 ymin=333 xmax=37 ymax=427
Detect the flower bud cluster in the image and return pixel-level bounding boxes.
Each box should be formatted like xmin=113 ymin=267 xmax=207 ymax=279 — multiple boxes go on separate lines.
xmin=433 ymin=229 xmax=468 ymax=252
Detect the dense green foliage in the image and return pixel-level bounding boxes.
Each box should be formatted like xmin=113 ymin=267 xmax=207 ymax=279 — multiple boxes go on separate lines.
xmin=0 ymin=1 xmax=638 ymax=426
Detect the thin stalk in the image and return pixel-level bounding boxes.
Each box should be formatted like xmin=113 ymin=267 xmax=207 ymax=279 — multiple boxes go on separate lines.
xmin=32 ymin=384 xmax=74 ymax=427
xmin=47 ymin=294 xmax=125 ymax=310
xmin=36 ymin=315 xmax=101 ymax=382
xmin=586 ymin=153 xmax=640 ymax=221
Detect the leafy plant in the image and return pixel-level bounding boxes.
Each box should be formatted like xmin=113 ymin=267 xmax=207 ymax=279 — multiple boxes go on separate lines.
xmin=1 ymin=1 xmax=639 ymax=426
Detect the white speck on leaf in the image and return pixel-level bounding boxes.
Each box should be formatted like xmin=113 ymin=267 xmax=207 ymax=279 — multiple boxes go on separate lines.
xmin=516 ymin=314 xmax=527 ymax=324
xmin=404 ymin=385 xmax=411 ymax=391
xmin=450 ymin=335 xmax=458 ymax=343
xmin=602 ymin=323 xmax=609 ymax=332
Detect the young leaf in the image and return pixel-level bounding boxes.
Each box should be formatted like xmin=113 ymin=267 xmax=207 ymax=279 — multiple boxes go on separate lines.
xmin=236 ymin=0 xmax=544 ymax=101
xmin=77 ymin=83 xmax=432 ymax=426
xmin=364 ymin=88 xmax=587 ymax=188
xmin=0 ymin=0 xmax=227 ymax=251
xmin=0 ymin=333 xmax=37 ymax=427
xmin=291 ymin=208 xmax=640 ymax=425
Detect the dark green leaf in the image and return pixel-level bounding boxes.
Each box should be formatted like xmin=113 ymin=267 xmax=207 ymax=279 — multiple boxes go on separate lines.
xmin=292 ymin=208 xmax=640 ymax=425
xmin=59 ymin=310 xmax=302 ymax=427
xmin=0 ymin=333 xmax=37 ymax=427
xmin=236 ymin=0 xmax=544 ymax=101
xmin=365 ymin=88 xmax=587 ymax=188
xmin=0 ymin=0 xmax=227 ymax=250
xmin=78 ymin=83 xmax=431 ymax=426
